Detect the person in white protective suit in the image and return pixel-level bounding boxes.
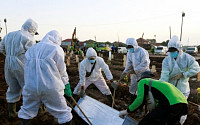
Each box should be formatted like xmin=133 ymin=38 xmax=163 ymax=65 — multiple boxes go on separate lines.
xmin=0 ymin=19 xmax=38 ymax=119
xmin=119 ymin=38 xmax=150 ymax=103
xmin=73 ymin=47 xmax=115 ymax=106
xmin=159 ymin=35 xmax=200 ymax=125
xmin=18 ymin=30 xmax=73 ymax=125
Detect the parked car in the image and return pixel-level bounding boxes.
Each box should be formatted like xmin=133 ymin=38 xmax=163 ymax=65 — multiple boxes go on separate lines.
xmin=118 ymin=47 xmax=127 ymax=53
xmin=186 ymin=47 xmax=198 ymax=55
xmin=154 ymin=46 xmax=168 ymax=55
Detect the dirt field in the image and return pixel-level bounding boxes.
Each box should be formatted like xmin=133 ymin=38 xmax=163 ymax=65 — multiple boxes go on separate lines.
xmin=0 ymin=52 xmax=200 ymax=125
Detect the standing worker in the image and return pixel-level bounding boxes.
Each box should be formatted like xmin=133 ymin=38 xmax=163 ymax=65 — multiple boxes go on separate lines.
xmin=119 ymin=38 xmax=150 ymax=103
xmin=18 ymin=30 xmax=73 ymax=125
xmin=159 ymin=35 xmax=200 ymax=124
xmin=73 ymin=47 xmax=116 ymax=107
xmin=119 ymin=71 xmax=188 ymax=125
xmin=0 ymin=19 xmax=38 ymax=118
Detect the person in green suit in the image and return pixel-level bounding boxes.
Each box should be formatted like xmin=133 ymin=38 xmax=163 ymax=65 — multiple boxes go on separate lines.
xmin=119 ymin=71 xmax=188 ymax=125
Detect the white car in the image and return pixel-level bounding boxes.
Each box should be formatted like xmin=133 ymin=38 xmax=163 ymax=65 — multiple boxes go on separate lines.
xmin=155 ymin=46 xmax=168 ymax=55
xmin=186 ymin=47 xmax=198 ymax=55
xmin=118 ymin=47 xmax=127 ymax=53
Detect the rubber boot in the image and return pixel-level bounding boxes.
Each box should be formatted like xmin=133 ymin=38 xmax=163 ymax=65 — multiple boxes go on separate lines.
xmin=8 ymin=103 xmax=17 ymax=118
xmin=21 ymin=119 xmax=31 ymax=125
xmin=107 ymin=95 xmax=113 ymax=107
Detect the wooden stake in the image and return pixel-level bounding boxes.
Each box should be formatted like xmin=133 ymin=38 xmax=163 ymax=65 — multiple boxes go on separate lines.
xmin=76 ymin=55 xmax=79 ymax=63
xmin=151 ymin=65 xmax=156 ymax=73
xmin=197 ymin=72 xmax=200 ymax=81
xmin=111 ymin=54 xmax=114 ymax=59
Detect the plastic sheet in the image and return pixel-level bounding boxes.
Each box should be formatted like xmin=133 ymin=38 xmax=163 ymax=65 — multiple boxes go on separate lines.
xmin=74 ymin=95 xmax=124 ymax=125
xmin=74 ymin=95 xmax=138 ymax=125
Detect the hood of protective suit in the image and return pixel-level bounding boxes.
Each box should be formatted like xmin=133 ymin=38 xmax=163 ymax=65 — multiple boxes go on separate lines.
xmin=126 ymin=38 xmax=138 ymax=49
xmin=168 ymin=35 xmax=182 ymax=51
xmin=21 ymin=19 xmax=38 ymax=35
xmin=86 ymin=48 xmax=97 ymax=58
xmin=41 ymin=30 xmax=62 ymax=45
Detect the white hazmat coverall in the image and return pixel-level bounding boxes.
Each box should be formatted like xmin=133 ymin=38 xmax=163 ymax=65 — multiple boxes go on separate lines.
xmin=159 ymin=35 xmax=200 ymax=125
xmin=0 ymin=19 xmax=37 ymax=103
xmin=18 ymin=30 xmax=72 ymax=124
xmin=160 ymin=35 xmax=200 ymax=98
xmin=123 ymin=38 xmax=150 ymax=94
xmin=73 ymin=48 xmax=113 ymax=95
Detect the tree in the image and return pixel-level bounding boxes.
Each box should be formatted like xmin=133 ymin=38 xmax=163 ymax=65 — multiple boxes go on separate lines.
xmin=161 ymin=40 xmax=169 ymax=46
xmin=147 ymin=39 xmax=156 ymax=44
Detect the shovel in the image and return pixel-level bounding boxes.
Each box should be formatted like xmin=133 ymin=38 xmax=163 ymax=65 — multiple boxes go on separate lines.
xmin=111 ymin=80 xmax=120 ymax=108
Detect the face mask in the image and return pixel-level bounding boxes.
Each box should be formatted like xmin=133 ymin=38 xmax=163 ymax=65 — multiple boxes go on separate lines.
xmin=129 ymin=48 xmax=134 ymax=53
xmin=89 ymin=60 xmax=95 ymax=63
xmin=170 ymin=51 xmax=178 ymax=58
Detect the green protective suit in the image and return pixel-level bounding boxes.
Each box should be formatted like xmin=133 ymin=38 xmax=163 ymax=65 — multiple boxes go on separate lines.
xmin=128 ymin=78 xmax=187 ymax=112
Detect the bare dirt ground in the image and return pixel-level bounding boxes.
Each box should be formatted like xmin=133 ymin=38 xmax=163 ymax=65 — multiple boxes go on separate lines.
xmin=0 ymin=52 xmax=200 ymax=125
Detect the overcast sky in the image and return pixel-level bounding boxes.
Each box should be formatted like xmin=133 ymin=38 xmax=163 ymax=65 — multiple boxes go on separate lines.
xmin=0 ymin=0 xmax=200 ymax=45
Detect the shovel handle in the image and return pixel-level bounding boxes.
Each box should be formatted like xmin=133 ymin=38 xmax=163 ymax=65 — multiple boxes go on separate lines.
xmin=112 ymin=90 xmax=116 ymax=108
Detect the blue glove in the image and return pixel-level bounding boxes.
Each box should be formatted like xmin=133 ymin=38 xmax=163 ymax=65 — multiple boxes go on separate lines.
xmin=64 ymin=83 xmax=72 ymax=97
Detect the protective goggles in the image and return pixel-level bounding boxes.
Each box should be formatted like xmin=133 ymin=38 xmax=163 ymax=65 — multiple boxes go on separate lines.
xmin=88 ymin=57 xmax=96 ymax=60
xmin=126 ymin=45 xmax=134 ymax=49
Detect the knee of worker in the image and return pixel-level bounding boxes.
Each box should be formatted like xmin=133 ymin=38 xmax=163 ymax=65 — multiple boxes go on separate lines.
xmin=57 ymin=112 xmax=73 ymax=124
xmin=179 ymin=115 xmax=187 ymax=125
xmin=18 ymin=106 xmax=38 ymax=120
xmin=44 ymin=96 xmax=73 ymax=123
xmin=6 ymin=87 xmax=22 ymax=103
xmin=48 ymin=106 xmax=73 ymax=124
xmin=102 ymin=88 xmax=111 ymax=95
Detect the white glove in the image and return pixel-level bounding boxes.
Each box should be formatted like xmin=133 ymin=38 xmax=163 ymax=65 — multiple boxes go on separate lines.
xmin=119 ymin=109 xmax=128 ymax=118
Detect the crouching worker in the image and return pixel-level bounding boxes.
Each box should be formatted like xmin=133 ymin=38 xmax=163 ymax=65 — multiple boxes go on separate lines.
xmin=119 ymin=71 xmax=188 ymax=125
xmin=18 ymin=30 xmax=73 ymax=125
xmin=73 ymin=47 xmax=115 ymax=107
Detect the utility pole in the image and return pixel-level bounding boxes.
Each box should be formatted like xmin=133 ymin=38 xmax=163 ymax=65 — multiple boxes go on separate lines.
xmin=141 ymin=33 xmax=144 ymax=45
xmin=94 ymin=36 xmax=96 ymax=42
xmin=169 ymin=26 xmax=171 ymax=39
xmin=154 ymin=35 xmax=156 ymax=43
xmin=4 ymin=18 xmax=7 ymax=35
xmin=117 ymin=32 xmax=120 ymax=42
xmin=180 ymin=12 xmax=185 ymax=41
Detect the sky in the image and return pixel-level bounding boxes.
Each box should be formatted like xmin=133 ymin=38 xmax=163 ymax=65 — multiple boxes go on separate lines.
xmin=0 ymin=0 xmax=200 ymax=46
